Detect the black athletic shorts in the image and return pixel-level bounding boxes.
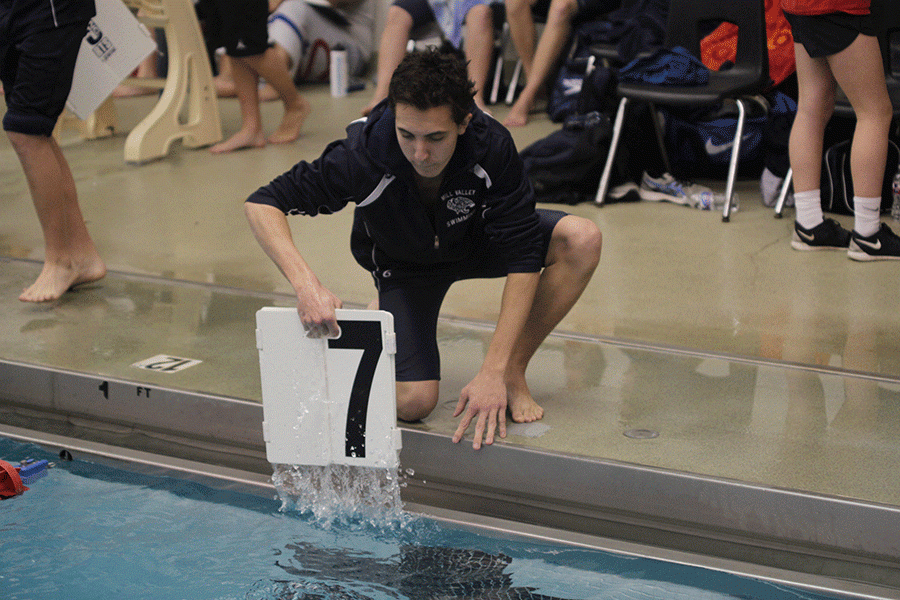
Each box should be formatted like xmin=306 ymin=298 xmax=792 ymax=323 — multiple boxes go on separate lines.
xmin=530 ymin=0 xmax=618 ymax=23
xmin=784 ymin=11 xmax=876 ymax=58
xmin=202 ymin=0 xmax=270 ymax=57
xmin=377 ymin=208 xmax=567 ymax=382
xmin=1 ymin=20 xmax=89 ymax=136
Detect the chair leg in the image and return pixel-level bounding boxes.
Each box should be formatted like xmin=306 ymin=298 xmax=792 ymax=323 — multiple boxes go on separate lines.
xmin=721 ymin=98 xmax=746 ymax=222
xmin=505 ymin=60 xmax=522 ymax=105
xmin=595 ymin=97 xmax=628 ymax=205
xmin=490 ymin=23 xmax=508 ymax=105
xmin=490 ymin=53 xmax=504 ymax=104
xmin=647 ymin=103 xmax=672 ymax=176
xmin=774 ymin=167 xmax=792 ymax=218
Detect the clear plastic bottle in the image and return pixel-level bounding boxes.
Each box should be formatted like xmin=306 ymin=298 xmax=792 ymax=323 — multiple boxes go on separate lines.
xmin=330 ymin=45 xmax=348 ymax=98
xmin=892 ymin=163 xmax=900 ymax=221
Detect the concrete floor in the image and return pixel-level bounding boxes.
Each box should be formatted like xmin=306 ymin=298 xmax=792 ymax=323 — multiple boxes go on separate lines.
xmin=2 ymin=86 xmax=900 ymax=551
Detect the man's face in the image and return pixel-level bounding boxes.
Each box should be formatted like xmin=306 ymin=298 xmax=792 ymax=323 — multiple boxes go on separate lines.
xmin=394 ymin=103 xmax=471 ymax=180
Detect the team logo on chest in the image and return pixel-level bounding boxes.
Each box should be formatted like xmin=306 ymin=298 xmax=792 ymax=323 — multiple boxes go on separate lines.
xmin=444 ymin=189 xmax=476 ymax=225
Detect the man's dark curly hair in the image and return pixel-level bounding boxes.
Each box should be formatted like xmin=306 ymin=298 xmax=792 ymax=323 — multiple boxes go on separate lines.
xmin=388 ymin=48 xmax=476 ymax=125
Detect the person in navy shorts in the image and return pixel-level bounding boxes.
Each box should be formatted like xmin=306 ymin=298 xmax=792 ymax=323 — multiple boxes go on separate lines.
xmin=1 ymin=0 xmax=106 ymax=301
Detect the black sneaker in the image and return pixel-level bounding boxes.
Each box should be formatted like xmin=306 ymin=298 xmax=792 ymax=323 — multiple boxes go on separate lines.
xmin=848 ymin=223 xmax=900 ymax=261
xmin=791 ymin=218 xmax=851 ymax=251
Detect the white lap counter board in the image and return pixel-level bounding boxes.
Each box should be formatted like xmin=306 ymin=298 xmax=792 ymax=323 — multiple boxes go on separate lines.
xmin=255 ymin=308 xmax=401 ymax=469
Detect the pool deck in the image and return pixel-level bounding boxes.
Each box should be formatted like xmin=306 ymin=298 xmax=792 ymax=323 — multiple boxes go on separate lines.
xmin=2 ymin=88 xmax=900 ymax=597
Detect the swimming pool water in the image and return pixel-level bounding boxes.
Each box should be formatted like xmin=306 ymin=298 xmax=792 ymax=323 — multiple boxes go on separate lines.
xmin=0 ymin=437 xmax=851 ymax=600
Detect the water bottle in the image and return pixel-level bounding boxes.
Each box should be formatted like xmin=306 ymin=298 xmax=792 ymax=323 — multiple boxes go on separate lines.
xmin=892 ymin=163 xmax=900 ymax=221
xmin=329 ymin=44 xmax=348 ymax=98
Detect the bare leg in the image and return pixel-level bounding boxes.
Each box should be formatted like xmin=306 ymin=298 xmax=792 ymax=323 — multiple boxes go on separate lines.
xmin=244 ymin=47 xmax=311 ymax=144
xmin=828 ymin=34 xmax=893 ymax=199
xmin=505 ymin=215 xmax=601 ymax=421
xmin=210 ymin=55 xmax=268 ymax=153
xmin=788 ymin=43 xmax=836 ymax=194
xmin=261 ymin=44 xmax=296 ymax=102
xmin=504 ymin=0 xmax=578 ymax=127
xmin=214 ymin=54 xmax=237 ymax=98
xmin=362 ymin=6 xmax=413 ymax=116
xmin=463 ymin=4 xmax=494 ymax=112
xmin=8 ymin=132 xmax=106 ymax=302
xmin=505 ymin=0 xmax=538 ymax=80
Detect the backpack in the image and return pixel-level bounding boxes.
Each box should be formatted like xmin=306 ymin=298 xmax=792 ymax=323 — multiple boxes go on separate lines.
xmin=821 ymin=139 xmax=900 ymax=215
xmin=520 ymin=112 xmax=612 ymax=204
xmin=660 ymin=100 xmax=769 ymax=180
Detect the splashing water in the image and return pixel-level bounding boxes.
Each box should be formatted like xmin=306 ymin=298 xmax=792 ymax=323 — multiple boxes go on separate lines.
xmin=272 ymin=463 xmax=410 ymax=529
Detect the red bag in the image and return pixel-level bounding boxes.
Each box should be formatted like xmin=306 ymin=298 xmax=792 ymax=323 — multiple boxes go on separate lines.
xmin=0 ymin=460 xmax=28 ymax=499
xmin=700 ymin=0 xmax=796 ymax=86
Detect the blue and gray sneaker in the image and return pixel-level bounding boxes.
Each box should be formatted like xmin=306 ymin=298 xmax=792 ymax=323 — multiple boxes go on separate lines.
xmin=639 ymin=172 xmax=735 ymax=210
xmin=791 ymin=218 xmax=851 ymax=251
xmin=848 ymin=223 xmax=900 ymax=261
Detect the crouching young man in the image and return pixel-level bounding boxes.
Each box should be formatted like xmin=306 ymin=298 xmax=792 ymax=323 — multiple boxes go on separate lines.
xmin=244 ymin=49 xmax=602 ymax=449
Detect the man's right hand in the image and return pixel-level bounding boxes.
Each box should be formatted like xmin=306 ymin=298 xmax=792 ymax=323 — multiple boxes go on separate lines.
xmin=296 ymin=279 xmax=342 ymax=338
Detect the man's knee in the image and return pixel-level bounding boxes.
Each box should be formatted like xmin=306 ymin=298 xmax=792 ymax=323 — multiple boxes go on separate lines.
xmin=385 ymin=5 xmax=414 ymax=29
xmin=552 ymin=216 xmax=602 ymax=269
xmin=396 ymin=380 xmax=439 ymax=422
xmin=6 ymin=130 xmax=48 ymax=159
xmin=465 ymin=3 xmax=492 ymax=25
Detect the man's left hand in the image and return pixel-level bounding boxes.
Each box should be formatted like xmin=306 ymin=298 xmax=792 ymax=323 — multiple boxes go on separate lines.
xmin=452 ymin=370 xmax=507 ymax=449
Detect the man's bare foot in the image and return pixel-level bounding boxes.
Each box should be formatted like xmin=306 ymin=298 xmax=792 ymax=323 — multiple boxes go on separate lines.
xmin=20 ymin=254 xmax=106 ymax=303
xmin=210 ymin=129 xmax=267 ymax=154
xmin=268 ymin=97 xmax=311 ymax=145
xmin=506 ymin=379 xmax=544 ymax=423
xmin=503 ymin=101 xmax=531 ymax=128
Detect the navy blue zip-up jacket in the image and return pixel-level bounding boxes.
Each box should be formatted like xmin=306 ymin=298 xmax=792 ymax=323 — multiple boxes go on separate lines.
xmin=3 ymin=0 xmax=95 ymax=33
xmin=245 ymin=100 xmax=543 ymax=281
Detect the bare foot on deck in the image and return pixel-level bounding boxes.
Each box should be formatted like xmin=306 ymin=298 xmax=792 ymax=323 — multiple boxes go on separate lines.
xmin=20 ymin=253 xmax=106 ymax=303
xmin=268 ymin=96 xmax=311 ymax=145
xmin=503 ymin=101 xmax=532 ymax=128
xmin=210 ymin=129 xmax=267 ymax=154
xmin=506 ymin=378 xmax=544 ymax=423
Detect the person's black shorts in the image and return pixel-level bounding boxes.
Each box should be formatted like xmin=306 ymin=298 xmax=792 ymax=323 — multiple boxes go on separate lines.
xmin=784 ymin=11 xmax=876 ymax=58
xmin=1 ymin=21 xmax=88 ymax=136
xmin=377 ymin=208 xmax=567 ymax=382
xmin=529 ymin=0 xmax=618 ymax=24
xmin=392 ymin=0 xmax=434 ymax=31
xmin=203 ymin=0 xmax=270 ymax=57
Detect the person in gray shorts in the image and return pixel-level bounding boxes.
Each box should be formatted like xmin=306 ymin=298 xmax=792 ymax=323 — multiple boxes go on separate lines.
xmin=215 ymin=0 xmax=376 ymax=100
xmin=268 ymin=0 xmax=376 ymax=83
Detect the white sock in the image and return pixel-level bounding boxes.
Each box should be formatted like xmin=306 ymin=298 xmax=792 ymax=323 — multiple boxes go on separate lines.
xmin=854 ymin=196 xmax=882 ymax=237
xmin=794 ymin=189 xmax=824 ymax=230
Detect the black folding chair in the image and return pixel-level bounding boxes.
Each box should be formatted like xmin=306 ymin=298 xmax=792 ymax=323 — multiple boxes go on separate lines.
xmin=594 ymin=0 xmax=770 ymax=222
